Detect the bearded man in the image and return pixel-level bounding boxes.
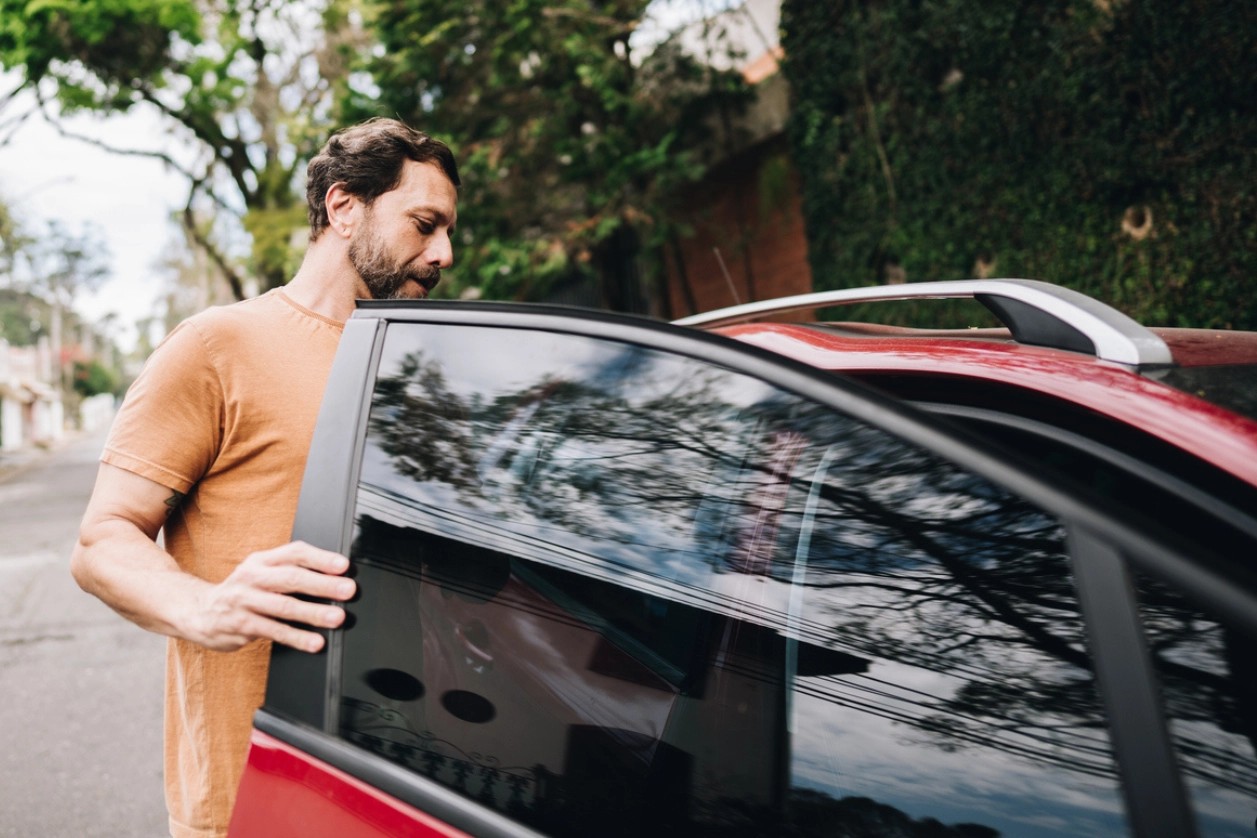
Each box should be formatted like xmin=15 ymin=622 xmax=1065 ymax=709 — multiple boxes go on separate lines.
xmin=72 ymin=118 xmax=459 ymax=838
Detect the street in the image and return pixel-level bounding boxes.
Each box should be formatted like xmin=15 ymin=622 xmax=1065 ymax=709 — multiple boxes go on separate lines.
xmin=0 ymin=428 xmax=166 ymax=837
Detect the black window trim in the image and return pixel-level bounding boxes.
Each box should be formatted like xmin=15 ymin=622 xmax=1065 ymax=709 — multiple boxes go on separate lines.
xmin=265 ymin=315 xmax=384 ymax=731
xmin=1070 ymin=528 xmax=1198 ymax=838
xmin=263 ymin=299 xmax=1240 ymax=837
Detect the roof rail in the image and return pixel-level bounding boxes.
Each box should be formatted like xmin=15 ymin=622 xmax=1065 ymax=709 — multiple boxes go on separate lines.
xmin=673 ymin=278 xmax=1173 ymax=367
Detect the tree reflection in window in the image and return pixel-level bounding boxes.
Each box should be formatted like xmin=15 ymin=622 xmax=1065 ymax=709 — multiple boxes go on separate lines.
xmin=1135 ymin=574 xmax=1257 ymax=835
xmin=354 ymin=330 xmax=1123 ymax=834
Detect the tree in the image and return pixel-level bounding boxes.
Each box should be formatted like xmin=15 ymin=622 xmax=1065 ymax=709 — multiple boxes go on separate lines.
xmin=22 ymin=219 xmax=110 ymax=391
xmin=0 ymin=287 xmax=48 ymax=345
xmin=0 ymin=188 xmax=31 ymax=275
xmin=0 ymin=0 xmax=369 ymax=299
xmin=1 ymin=193 xmax=49 ymax=346
xmin=155 ymin=208 xmax=238 ymax=334
xmin=355 ymin=0 xmax=753 ymax=312
xmin=0 ymin=202 xmax=126 ymax=409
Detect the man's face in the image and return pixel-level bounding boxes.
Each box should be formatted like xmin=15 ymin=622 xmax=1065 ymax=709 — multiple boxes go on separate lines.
xmin=348 ymin=160 xmax=459 ymax=300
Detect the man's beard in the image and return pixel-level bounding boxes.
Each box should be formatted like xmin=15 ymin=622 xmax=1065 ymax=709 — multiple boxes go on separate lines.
xmin=348 ymin=224 xmax=440 ymax=300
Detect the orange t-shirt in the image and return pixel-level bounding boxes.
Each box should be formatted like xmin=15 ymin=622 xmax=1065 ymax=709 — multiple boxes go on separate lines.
xmin=102 ymin=289 xmax=344 ymax=838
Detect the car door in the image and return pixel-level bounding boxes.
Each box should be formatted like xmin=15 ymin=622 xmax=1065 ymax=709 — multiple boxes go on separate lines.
xmin=232 ymin=302 xmax=1256 ymax=838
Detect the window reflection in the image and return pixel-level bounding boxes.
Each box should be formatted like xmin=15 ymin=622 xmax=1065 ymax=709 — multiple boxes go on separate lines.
xmin=339 ymin=324 xmax=1124 ymax=836
xmin=790 ymin=444 xmax=1120 ymax=834
xmin=1136 ymin=574 xmax=1257 ymax=835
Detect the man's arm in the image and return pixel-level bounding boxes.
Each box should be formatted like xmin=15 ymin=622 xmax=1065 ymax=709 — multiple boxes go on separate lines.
xmin=71 ymin=463 xmax=355 ymax=653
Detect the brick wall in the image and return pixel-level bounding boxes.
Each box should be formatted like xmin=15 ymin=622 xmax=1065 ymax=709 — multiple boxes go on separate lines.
xmin=664 ymin=134 xmax=812 ymax=319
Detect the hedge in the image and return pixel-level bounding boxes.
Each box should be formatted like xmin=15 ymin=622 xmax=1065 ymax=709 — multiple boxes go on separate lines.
xmin=780 ymin=0 xmax=1257 ymax=328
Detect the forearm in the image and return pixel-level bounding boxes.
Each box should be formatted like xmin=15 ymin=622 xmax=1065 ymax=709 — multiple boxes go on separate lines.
xmin=74 ymin=463 xmax=355 ymax=653
xmin=71 ymin=518 xmax=214 ymax=643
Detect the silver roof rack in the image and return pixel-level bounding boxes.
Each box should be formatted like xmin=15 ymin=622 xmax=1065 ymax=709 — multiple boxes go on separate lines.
xmin=672 ymin=278 xmax=1174 ymax=367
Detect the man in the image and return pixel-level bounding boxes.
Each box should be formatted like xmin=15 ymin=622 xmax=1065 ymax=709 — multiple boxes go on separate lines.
xmin=72 ymin=118 xmax=459 ymax=838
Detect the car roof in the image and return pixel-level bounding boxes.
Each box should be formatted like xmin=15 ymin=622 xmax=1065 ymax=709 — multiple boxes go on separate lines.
xmin=675 ymin=278 xmax=1177 ymax=366
xmin=710 ymin=321 xmax=1257 ymax=371
xmin=1152 ymin=327 xmax=1257 ymax=367
xmin=679 ymin=280 xmax=1257 ymax=488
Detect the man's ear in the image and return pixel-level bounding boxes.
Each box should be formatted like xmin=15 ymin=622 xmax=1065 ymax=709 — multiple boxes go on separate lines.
xmin=325 ymin=182 xmax=360 ymax=239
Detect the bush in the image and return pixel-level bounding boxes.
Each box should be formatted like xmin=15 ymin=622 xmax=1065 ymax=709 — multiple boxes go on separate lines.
xmin=73 ymin=359 xmax=119 ymax=398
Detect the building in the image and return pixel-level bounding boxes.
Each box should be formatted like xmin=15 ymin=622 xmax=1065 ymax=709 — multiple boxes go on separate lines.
xmin=663 ymin=0 xmax=813 ymax=319
xmin=0 ymin=336 xmax=63 ymax=453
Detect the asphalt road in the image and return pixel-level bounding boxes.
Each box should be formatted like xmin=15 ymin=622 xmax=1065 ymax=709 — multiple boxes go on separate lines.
xmin=0 ymin=428 xmax=166 ymax=837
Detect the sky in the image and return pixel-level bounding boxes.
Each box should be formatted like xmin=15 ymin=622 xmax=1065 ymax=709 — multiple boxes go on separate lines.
xmin=0 ymin=95 xmax=187 ymax=351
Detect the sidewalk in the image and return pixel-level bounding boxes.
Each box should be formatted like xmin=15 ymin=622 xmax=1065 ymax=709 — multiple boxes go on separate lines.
xmin=0 ymin=432 xmax=82 ymax=483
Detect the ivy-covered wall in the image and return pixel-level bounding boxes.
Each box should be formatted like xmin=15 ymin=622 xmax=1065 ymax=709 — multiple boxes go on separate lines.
xmin=780 ymin=0 xmax=1257 ymax=328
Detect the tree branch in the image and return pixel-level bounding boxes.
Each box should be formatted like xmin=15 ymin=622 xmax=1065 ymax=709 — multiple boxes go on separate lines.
xmin=182 ymin=189 xmax=247 ymax=301
xmin=540 ymin=7 xmax=636 ymax=35
xmin=32 ymin=98 xmax=204 ymax=184
xmin=855 ymin=29 xmax=896 ymax=217
xmin=131 ymin=87 xmax=254 ymax=201
xmin=0 ymin=78 xmax=37 ymax=143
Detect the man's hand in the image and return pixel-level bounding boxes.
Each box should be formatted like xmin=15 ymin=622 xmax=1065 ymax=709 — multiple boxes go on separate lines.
xmin=73 ymin=463 xmax=355 ymax=653
xmin=190 ymin=542 xmax=355 ymax=653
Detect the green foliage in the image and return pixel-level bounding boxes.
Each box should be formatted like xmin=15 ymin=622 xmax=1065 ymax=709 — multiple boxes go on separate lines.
xmin=2 ymin=1 xmax=366 ymax=297
xmin=242 ymin=202 xmax=308 ymax=292
xmin=0 ymin=190 xmax=32 ymax=275
xmin=0 ymin=0 xmax=200 ymax=110
xmin=72 ymin=357 xmax=119 ymax=397
xmin=354 ymin=0 xmax=752 ymax=308
xmin=781 ymin=0 xmax=1257 ymax=328
xmin=0 ymin=288 xmax=49 ymax=345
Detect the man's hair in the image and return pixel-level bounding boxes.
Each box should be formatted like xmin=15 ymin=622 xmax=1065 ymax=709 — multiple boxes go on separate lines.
xmin=305 ymin=118 xmax=460 ymax=241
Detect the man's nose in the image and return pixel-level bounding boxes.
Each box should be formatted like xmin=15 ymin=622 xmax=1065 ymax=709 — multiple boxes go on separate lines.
xmin=428 ymin=232 xmax=454 ymax=269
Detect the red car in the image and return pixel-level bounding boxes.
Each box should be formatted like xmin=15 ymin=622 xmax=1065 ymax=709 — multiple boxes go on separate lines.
xmin=232 ymin=279 xmax=1257 ymax=837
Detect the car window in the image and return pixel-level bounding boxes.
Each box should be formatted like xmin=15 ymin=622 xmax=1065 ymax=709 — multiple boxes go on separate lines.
xmin=865 ymin=373 xmax=1257 ymax=518
xmin=918 ymin=401 xmax=1257 ymax=577
xmin=1134 ymin=574 xmax=1257 ymax=836
xmin=919 ymin=404 xmax=1257 ymax=833
xmin=336 ymin=322 xmax=1124 ymax=836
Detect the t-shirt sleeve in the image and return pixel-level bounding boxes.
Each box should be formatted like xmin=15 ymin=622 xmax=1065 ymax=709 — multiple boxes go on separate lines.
xmin=102 ymin=319 xmax=224 ymax=494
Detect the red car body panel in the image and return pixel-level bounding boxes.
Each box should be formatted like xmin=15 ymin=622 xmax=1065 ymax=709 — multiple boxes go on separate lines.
xmin=229 ymin=729 xmax=469 ymax=838
xmin=717 ymin=323 xmax=1257 ymax=488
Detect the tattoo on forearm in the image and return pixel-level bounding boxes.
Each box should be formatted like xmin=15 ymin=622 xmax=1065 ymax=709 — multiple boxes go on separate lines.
xmin=165 ymin=491 xmax=185 ymax=518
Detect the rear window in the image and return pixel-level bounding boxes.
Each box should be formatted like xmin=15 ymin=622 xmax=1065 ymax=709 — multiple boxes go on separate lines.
xmin=1160 ymin=365 xmax=1257 ymax=423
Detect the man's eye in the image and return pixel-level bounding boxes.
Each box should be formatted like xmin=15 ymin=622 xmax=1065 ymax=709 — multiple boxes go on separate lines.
xmin=415 ymin=220 xmax=435 ymax=234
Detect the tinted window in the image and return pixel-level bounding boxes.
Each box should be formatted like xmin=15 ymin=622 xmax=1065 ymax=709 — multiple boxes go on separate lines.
xmin=917 ymin=405 xmax=1257 ymax=833
xmin=338 ymin=323 xmax=1123 ymax=836
xmin=1135 ymin=574 xmax=1257 ymax=836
